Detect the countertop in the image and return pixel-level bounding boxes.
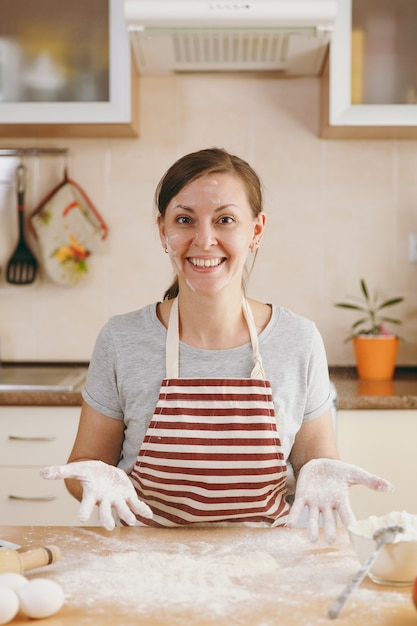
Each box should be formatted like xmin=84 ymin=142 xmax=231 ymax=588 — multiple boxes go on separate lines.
xmin=0 ymin=363 xmax=87 ymax=407
xmin=0 ymin=525 xmax=415 ymax=625
xmin=1 ymin=364 xmax=417 ymax=410
xmin=0 ymin=388 xmax=84 ymax=406
xmin=330 ymin=367 xmax=417 ymax=411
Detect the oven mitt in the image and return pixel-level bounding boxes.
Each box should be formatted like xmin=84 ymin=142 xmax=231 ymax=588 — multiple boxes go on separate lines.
xmin=30 ymin=175 xmax=108 ymax=286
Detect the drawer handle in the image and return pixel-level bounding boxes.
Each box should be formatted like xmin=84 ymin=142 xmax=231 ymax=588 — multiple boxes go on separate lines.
xmin=8 ymin=494 xmax=56 ymax=502
xmin=8 ymin=435 xmax=57 ymax=442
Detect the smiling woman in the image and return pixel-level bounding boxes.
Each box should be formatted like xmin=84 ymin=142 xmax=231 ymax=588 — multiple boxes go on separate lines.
xmin=40 ymin=147 xmax=392 ymax=542
xmin=158 ymin=172 xmax=265 ymax=312
xmin=155 ymin=148 xmax=265 ymax=303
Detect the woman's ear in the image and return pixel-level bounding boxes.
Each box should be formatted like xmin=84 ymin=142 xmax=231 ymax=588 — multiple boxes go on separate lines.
xmin=253 ymin=212 xmax=266 ymax=245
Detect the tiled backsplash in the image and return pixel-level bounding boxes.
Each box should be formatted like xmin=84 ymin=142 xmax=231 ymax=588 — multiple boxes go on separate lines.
xmin=0 ymin=74 xmax=416 ymax=365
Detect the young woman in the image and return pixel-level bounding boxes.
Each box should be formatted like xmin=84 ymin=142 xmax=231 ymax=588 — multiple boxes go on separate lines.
xmin=41 ymin=148 xmax=391 ymax=542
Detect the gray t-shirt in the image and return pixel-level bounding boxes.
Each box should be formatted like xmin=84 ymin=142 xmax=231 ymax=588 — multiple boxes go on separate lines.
xmin=82 ymin=302 xmax=332 ymax=476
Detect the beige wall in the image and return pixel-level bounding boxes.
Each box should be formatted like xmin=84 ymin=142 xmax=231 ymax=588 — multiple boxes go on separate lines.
xmin=1 ymin=74 xmax=416 ymax=365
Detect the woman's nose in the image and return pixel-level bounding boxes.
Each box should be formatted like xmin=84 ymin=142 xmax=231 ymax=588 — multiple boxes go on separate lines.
xmin=193 ymin=224 xmax=217 ymax=248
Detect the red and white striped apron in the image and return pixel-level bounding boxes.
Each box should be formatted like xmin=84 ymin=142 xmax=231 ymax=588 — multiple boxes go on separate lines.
xmin=129 ymin=298 xmax=290 ymax=527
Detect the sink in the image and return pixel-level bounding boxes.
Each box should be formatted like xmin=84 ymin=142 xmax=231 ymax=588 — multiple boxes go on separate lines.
xmin=0 ymin=366 xmax=87 ymax=392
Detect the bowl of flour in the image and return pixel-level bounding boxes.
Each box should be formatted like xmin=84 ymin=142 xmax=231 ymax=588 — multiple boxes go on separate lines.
xmin=349 ymin=510 xmax=417 ymax=586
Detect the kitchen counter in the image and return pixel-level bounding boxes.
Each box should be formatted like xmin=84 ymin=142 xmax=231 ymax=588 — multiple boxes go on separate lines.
xmin=0 ymin=363 xmax=87 ymax=407
xmin=330 ymin=367 xmax=417 ymax=410
xmin=0 ymin=388 xmax=83 ymax=406
xmin=0 ymin=525 xmax=415 ymax=625
xmin=1 ymin=364 xmax=417 ymax=410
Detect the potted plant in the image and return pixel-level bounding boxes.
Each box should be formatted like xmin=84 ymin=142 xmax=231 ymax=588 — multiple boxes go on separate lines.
xmin=335 ymin=278 xmax=404 ymax=380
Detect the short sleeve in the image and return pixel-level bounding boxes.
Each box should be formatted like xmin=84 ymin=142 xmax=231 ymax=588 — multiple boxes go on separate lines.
xmin=304 ymin=326 xmax=332 ymax=422
xmin=82 ymin=322 xmax=124 ymax=419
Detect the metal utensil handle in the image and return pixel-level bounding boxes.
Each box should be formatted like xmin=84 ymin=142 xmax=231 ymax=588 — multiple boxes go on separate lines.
xmin=17 ymin=164 xmax=26 ymax=236
xmin=328 ymin=541 xmax=384 ymax=619
xmin=17 ymin=163 xmax=26 ymax=199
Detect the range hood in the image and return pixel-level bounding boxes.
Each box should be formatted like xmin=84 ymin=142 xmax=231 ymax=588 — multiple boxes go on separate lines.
xmin=125 ymin=1 xmax=337 ymax=76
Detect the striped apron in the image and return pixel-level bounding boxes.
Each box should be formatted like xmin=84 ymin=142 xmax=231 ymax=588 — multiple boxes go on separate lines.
xmin=129 ymin=298 xmax=290 ymax=527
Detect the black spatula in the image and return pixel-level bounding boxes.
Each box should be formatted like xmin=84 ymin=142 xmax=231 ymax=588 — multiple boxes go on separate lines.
xmin=6 ymin=164 xmax=38 ymax=285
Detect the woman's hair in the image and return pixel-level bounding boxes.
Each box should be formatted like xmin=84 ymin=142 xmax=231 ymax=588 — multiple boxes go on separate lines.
xmin=155 ymin=147 xmax=263 ymax=300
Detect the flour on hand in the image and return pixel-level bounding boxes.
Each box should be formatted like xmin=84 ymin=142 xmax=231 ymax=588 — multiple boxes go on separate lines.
xmin=286 ymin=459 xmax=393 ymax=544
xmin=40 ymin=460 xmax=153 ymax=530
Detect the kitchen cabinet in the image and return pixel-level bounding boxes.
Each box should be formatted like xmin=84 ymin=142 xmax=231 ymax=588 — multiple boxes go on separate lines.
xmin=0 ymin=0 xmax=138 ymax=138
xmin=0 ymin=406 xmax=98 ymax=525
xmin=320 ymin=0 xmax=417 ymax=138
xmin=337 ymin=409 xmax=417 ymax=519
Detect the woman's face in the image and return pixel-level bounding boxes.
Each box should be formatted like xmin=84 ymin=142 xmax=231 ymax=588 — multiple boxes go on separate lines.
xmin=158 ymin=173 xmax=265 ymax=295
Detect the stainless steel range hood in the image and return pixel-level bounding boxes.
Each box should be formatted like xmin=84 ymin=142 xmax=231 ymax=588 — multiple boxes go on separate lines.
xmin=125 ymin=1 xmax=337 ymax=76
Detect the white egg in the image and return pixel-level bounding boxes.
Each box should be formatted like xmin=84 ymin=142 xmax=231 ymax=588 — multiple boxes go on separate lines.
xmin=18 ymin=578 xmax=65 ymax=619
xmin=0 ymin=585 xmax=19 ymax=625
xmin=0 ymin=573 xmax=28 ymax=591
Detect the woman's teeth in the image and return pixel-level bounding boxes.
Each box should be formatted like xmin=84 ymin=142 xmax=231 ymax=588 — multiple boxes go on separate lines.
xmin=189 ymin=257 xmax=223 ymax=268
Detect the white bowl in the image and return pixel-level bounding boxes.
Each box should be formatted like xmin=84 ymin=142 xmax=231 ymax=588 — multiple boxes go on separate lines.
xmin=349 ymin=512 xmax=417 ymax=586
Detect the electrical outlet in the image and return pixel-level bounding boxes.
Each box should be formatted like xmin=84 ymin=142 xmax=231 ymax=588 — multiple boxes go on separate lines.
xmin=408 ymin=233 xmax=417 ymax=263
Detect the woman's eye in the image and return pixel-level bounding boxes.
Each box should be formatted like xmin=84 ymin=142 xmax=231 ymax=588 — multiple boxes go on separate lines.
xmin=218 ymin=216 xmax=234 ymax=224
xmin=176 ymin=216 xmax=192 ymax=224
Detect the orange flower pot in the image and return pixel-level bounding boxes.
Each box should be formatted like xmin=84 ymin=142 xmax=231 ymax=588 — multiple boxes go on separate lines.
xmin=353 ymin=336 xmax=399 ymax=381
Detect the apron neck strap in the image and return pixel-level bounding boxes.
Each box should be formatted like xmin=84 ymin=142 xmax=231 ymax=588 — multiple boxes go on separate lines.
xmin=242 ymin=297 xmax=266 ymax=380
xmin=166 ymin=297 xmax=266 ymax=380
xmin=166 ymin=297 xmax=180 ymax=379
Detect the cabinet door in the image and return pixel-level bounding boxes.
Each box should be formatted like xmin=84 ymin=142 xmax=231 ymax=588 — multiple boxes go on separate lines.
xmin=337 ymin=410 xmax=417 ymax=519
xmin=0 ymin=406 xmax=98 ymax=525
xmin=0 ymin=0 xmax=138 ymax=137
xmin=0 ymin=406 xmax=80 ymax=466
xmin=321 ymin=0 xmax=417 ymax=138
xmin=0 ymin=467 xmax=100 ymax=526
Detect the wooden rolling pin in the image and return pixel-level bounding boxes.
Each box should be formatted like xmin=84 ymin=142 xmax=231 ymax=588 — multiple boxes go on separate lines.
xmin=0 ymin=546 xmax=61 ymax=574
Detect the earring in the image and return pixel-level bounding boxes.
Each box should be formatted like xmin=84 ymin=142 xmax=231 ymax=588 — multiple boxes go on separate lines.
xmin=164 ymin=246 xmax=168 ymax=254
xmin=250 ymin=239 xmax=260 ymax=252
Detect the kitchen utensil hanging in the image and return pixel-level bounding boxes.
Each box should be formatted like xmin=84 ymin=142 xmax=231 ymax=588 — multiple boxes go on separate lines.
xmin=30 ymin=170 xmax=108 ymax=287
xmin=6 ymin=164 xmax=38 ymax=285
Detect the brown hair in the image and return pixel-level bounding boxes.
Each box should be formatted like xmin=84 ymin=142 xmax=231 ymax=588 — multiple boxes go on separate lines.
xmin=155 ymin=147 xmax=263 ymax=300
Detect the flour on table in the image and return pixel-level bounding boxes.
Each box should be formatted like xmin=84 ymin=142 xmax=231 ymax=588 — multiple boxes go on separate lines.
xmin=39 ymin=528 xmax=410 ymax=626
xmin=112 ymin=549 xmax=278 ymax=578
xmin=53 ymin=547 xmax=278 ymax=615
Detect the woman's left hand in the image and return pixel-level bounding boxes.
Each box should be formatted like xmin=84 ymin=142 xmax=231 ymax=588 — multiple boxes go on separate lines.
xmin=285 ymin=458 xmax=393 ymax=543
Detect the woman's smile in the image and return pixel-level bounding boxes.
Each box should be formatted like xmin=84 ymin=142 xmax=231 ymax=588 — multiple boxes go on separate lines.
xmin=187 ymin=256 xmax=226 ymax=268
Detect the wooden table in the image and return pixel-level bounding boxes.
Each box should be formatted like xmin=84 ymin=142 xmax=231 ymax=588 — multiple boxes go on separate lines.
xmin=0 ymin=526 xmax=415 ymax=625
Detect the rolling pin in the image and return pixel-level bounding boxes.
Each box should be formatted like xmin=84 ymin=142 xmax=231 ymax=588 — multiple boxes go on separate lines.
xmin=0 ymin=546 xmax=61 ymax=574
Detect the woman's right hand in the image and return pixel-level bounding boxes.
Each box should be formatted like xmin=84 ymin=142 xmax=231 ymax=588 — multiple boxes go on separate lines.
xmin=40 ymin=460 xmax=153 ymax=530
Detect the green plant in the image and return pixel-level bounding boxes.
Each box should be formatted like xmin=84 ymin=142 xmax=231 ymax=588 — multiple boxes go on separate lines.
xmin=335 ymin=278 xmax=404 ymax=340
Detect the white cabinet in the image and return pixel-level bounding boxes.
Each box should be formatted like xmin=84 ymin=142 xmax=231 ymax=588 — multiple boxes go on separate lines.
xmin=0 ymin=0 xmax=138 ymax=138
xmin=321 ymin=0 xmax=417 ymax=138
xmin=0 ymin=406 xmax=98 ymax=525
xmin=337 ymin=410 xmax=417 ymax=520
